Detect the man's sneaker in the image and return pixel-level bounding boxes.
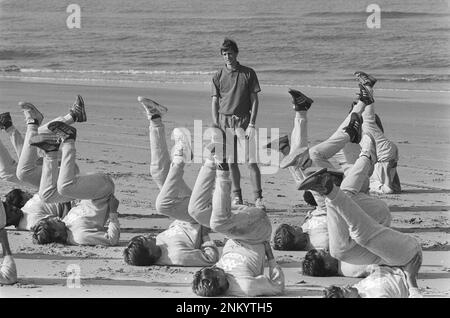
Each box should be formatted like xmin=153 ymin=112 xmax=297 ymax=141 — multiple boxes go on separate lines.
xmin=358 ymin=84 xmax=374 ymax=106
xmin=0 ymin=112 xmax=12 ymax=130
xmin=359 ymin=132 xmax=377 ymax=166
xmin=344 ymin=112 xmax=363 ymax=144
xmin=232 ymin=197 xmax=244 ymax=206
xmin=255 ymin=197 xmax=266 ymax=210
xmin=19 ymin=102 xmax=44 ymax=125
xmin=354 ymin=71 xmax=377 ymax=88
xmin=297 ymin=167 xmax=334 ymax=195
xmin=137 ymin=96 xmax=168 ymax=119
xmin=48 ymin=121 xmax=77 ymax=142
xmin=29 ymin=133 xmax=61 ymax=153
xmin=288 ymin=89 xmax=313 ymax=111
xmin=171 ymin=127 xmax=193 ymax=162
xmin=263 ymin=135 xmax=290 ymax=156
xmin=69 ymin=95 xmax=87 ymax=123
xmin=280 ymin=146 xmax=311 ymax=169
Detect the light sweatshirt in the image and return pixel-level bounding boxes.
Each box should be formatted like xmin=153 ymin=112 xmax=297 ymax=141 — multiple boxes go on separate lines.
xmin=354 ymin=265 xmax=421 ymax=298
xmin=63 ymin=200 xmax=120 ymax=246
xmin=17 ymin=194 xmax=69 ymax=231
xmin=155 ymin=220 xmax=219 ymax=266
xmin=217 ymin=239 xmax=285 ymax=296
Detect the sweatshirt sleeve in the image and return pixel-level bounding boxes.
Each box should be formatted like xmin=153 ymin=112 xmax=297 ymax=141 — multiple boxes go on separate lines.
xmin=236 ymin=272 xmax=285 ymax=297
xmin=0 ymin=255 xmax=18 ymax=285
xmin=71 ymin=213 xmax=120 ymax=246
xmin=167 ymin=242 xmax=219 ymax=267
xmin=408 ymin=287 xmax=423 ymax=298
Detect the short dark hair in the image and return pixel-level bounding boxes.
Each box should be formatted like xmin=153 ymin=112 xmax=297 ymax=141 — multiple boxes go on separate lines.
xmin=302 ymin=249 xmax=335 ymax=277
xmin=31 ymin=218 xmax=66 ymax=245
xmin=324 ymin=285 xmax=345 ymax=298
xmin=123 ymin=235 xmax=158 ymax=266
xmin=303 ymin=191 xmax=317 ymax=206
xmin=5 ymin=188 xmax=29 ymax=209
xmin=192 ymin=267 xmax=229 ymax=297
xmin=273 ymin=224 xmax=296 ymax=250
xmin=220 ymin=38 xmax=239 ymax=54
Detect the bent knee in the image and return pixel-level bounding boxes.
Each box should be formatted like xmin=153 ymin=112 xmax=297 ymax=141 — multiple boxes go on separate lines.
xmin=57 ymin=181 xmax=76 ymax=198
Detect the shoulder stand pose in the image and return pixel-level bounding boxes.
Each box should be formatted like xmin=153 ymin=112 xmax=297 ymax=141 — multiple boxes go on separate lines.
xmin=122 ymin=97 xmax=219 ymax=267
xmin=29 ymin=117 xmax=120 ymax=246
xmin=190 ymin=127 xmax=284 ymax=297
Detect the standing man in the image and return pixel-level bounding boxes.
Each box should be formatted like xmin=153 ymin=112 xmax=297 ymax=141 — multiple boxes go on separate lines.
xmin=211 ymin=38 xmax=265 ymax=209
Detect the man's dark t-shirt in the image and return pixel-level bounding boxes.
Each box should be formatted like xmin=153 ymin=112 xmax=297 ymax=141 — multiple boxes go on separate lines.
xmin=211 ymin=63 xmax=261 ymax=117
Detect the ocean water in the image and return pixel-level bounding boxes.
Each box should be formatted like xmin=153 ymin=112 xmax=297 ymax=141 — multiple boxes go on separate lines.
xmin=0 ymin=0 xmax=449 ymax=91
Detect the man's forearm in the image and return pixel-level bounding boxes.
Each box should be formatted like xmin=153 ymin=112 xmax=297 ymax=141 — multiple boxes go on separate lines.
xmin=249 ymin=94 xmax=259 ymax=125
xmin=212 ymin=97 xmax=219 ymax=125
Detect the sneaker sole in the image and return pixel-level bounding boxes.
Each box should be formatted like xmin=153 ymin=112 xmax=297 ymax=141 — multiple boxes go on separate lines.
xmin=138 ymin=96 xmax=168 ymax=115
xmin=297 ymin=167 xmax=328 ymax=191
xmin=280 ymin=146 xmax=309 ymax=169
xmin=75 ymin=95 xmax=87 ymax=122
xmin=19 ymin=102 xmax=44 ymax=123
xmin=48 ymin=122 xmax=76 ymax=141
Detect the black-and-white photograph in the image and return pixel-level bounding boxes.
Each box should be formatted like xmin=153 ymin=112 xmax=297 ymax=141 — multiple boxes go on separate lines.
xmin=0 ymin=0 xmax=449 ymax=300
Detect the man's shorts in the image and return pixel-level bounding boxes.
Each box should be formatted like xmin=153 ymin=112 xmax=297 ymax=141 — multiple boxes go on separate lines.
xmin=218 ymin=113 xmax=257 ymax=164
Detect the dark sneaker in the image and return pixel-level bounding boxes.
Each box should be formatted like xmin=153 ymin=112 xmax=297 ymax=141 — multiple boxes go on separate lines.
xmin=288 ymin=89 xmax=313 ymax=111
xmin=358 ymin=84 xmax=374 ymax=106
xmin=137 ymin=96 xmax=168 ymax=119
xmin=354 ymin=71 xmax=377 ymax=88
xmin=263 ymin=135 xmax=290 ymax=155
xmin=29 ymin=133 xmax=61 ymax=152
xmin=19 ymin=102 xmax=44 ymax=125
xmin=0 ymin=112 xmax=12 ymax=130
xmin=297 ymin=167 xmax=334 ymax=195
xmin=344 ymin=112 xmax=363 ymax=144
xmin=48 ymin=121 xmax=77 ymax=142
xmin=280 ymin=146 xmax=311 ymax=169
xmin=70 ymin=95 xmax=87 ymax=123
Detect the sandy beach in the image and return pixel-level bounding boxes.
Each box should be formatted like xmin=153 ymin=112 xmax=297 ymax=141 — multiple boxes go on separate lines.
xmin=0 ymin=78 xmax=449 ymax=298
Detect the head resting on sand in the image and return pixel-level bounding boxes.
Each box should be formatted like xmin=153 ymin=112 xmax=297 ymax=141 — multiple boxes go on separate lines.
xmin=31 ymin=216 xmax=68 ymax=244
xmin=302 ymin=249 xmax=339 ymax=277
xmin=273 ymin=224 xmax=309 ymax=251
xmin=123 ymin=235 xmax=162 ymax=266
xmin=192 ymin=266 xmax=229 ymax=297
xmin=324 ymin=285 xmax=360 ymax=298
xmin=5 ymin=188 xmax=33 ymax=209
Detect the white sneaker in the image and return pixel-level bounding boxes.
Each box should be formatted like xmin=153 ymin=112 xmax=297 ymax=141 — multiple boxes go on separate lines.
xmin=171 ymin=127 xmax=192 ymax=162
xmin=137 ymin=96 xmax=168 ymax=119
xmin=19 ymin=102 xmax=44 ymax=125
xmin=232 ymin=196 xmax=244 ymax=207
xmin=255 ymin=197 xmax=266 ymax=210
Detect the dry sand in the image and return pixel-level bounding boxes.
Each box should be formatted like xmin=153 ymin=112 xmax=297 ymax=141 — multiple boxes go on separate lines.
xmin=0 ymin=78 xmax=449 ymax=298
